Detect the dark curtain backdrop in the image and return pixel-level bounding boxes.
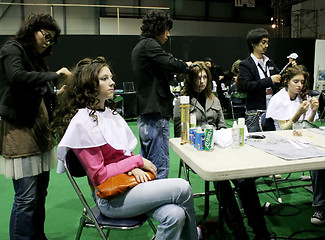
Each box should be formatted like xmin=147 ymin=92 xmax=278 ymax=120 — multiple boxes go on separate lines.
xmin=0 ymin=35 xmax=315 ymax=88
xmin=0 ymin=35 xmax=316 ymax=117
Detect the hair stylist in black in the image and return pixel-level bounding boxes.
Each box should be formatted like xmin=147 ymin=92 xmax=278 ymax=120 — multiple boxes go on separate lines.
xmin=0 ymin=13 xmax=71 ymax=240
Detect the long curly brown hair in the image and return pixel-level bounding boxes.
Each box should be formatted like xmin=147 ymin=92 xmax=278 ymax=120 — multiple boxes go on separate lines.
xmin=281 ymin=65 xmax=309 ymax=101
xmin=181 ymin=61 xmax=213 ymax=99
xmin=51 ymin=56 xmax=116 ymax=142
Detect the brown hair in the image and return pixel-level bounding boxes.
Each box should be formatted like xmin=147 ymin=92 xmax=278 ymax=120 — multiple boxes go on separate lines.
xmin=52 ymin=56 xmax=116 ymax=141
xmin=281 ymin=65 xmax=309 ymax=100
xmin=182 ymin=61 xmax=213 ymax=99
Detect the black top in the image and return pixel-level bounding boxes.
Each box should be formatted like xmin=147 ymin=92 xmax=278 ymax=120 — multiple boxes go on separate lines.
xmin=0 ymin=40 xmax=58 ymax=127
xmin=131 ymin=36 xmax=190 ymax=118
xmin=238 ymin=56 xmax=280 ymax=111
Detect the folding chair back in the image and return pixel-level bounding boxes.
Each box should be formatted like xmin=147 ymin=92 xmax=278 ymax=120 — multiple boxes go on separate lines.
xmin=64 ymin=149 xmax=156 ymax=240
xmin=230 ymin=91 xmax=246 ymax=119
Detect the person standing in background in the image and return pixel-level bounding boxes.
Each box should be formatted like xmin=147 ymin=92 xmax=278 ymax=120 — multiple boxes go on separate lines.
xmin=131 ymin=10 xmax=192 ymax=179
xmin=238 ymin=28 xmax=281 ymax=132
xmin=0 ymin=13 xmax=71 ymax=240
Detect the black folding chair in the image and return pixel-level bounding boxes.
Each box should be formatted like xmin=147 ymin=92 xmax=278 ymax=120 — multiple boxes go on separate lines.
xmin=63 ymin=149 xmax=156 ymax=240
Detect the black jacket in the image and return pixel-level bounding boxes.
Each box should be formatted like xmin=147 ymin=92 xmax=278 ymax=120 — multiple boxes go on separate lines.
xmin=0 ymin=40 xmax=58 ymax=127
xmin=238 ymin=56 xmax=280 ymax=111
xmin=131 ymin=36 xmax=190 ymax=118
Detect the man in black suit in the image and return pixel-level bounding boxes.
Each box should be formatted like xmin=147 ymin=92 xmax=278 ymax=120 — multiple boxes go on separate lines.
xmin=238 ymin=28 xmax=281 ymax=132
xmin=131 ymin=10 xmax=192 ymax=179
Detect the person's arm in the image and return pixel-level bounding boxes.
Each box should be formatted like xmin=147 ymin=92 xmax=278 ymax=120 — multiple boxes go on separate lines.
xmin=1 ymin=44 xmax=58 ymax=88
xmin=238 ymin=61 xmax=276 ymax=92
xmin=72 ymin=146 xmax=144 ymax=186
xmin=278 ymin=100 xmax=310 ymax=130
xmin=278 ymin=120 xmax=294 ymax=130
xmin=213 ymin=97 xmax=227 ymax=129
xmin=146 ymin=39 xmax=190 ymax=73
xmin=307 ymin=98 xmax=319 ymax=122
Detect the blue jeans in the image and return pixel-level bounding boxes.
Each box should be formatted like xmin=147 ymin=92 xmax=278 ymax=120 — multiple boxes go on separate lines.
xmin=94 ymin=178 xmax=198 ymax=240
xmin=245 ymin=110 xmax=263 ymax=133
xmin=311 ymin=170 xmax=325 ymax=208
xmin=138 ymin=115 xmax=170 ymax=179
xmin=10 ymin=172 xmax=49 ymax=240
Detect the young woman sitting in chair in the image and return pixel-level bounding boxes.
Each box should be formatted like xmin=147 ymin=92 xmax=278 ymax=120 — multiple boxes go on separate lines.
xmin=53 ymin=56 xmax=214 ymax=240
xmin=266 ymin=65 xmax=319 ymax=130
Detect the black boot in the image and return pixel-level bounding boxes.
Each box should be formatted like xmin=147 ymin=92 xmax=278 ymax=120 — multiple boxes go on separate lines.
xmin=215 ymin=181 xmax=250 ymax=240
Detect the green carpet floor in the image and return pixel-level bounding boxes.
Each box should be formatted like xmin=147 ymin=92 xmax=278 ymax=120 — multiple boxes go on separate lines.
xmin=1 ymin=120 xmax=325 ymax=240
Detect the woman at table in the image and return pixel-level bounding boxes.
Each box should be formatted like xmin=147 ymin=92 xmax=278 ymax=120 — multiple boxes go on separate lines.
xmin=266 ymin=65 xmax=319 ymax=130
xmin=266 ymin=65 xmax=323 ymax=226
xmin=174 ymin=61 xmax=272 ymax=240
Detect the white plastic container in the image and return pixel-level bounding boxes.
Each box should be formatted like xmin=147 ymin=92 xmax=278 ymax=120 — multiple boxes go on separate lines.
xmin=231 ymin=121 xmax=240 ymax=149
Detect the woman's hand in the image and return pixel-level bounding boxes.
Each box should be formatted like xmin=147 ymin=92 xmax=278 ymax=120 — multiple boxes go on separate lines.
xmin=310 ymin=98 xmax=319 ymax=112
xmin=297 ymin=100 xmax=309 ymax=115
xmin=141 ymin=158 xmax=157 ymax=178
xmin=128 ymin=168 xmax=153 ymax=183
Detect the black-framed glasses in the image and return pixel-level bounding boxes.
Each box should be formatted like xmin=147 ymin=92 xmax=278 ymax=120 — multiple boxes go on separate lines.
xmin=39 ymin=29 xmax=54 ymax=46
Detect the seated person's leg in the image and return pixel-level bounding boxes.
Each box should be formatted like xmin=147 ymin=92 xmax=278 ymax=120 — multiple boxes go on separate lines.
xmin=234 ymin=178 xmax=271 ymax=240
xmin=214 ymin=181 xmax=249 ymax=240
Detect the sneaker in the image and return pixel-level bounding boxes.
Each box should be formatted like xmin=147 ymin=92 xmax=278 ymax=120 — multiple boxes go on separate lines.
xmin=198 ymin=220 xmax=218 ymax=239
xmin=311 ymin=209 xmax=325 ymax=226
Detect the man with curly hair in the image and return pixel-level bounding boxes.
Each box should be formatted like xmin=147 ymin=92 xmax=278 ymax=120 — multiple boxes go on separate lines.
xmin=131 ymin=10 xmax=192 ymax=179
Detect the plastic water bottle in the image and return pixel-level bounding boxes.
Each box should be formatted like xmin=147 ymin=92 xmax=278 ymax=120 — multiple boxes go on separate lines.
xmin=232 ymin=121 xmax=240 ymax=149
xmin=238 ymin=118 xmax=245 ymax=146
xmin=180 ymin=96 xmax=190 ymax=144
xmin=190 ymin=113 xmax=196 ymax=128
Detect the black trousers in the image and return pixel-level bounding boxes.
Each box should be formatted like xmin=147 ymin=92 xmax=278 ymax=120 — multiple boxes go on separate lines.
xmin=214 ymin=178 xmax=270 ymax=240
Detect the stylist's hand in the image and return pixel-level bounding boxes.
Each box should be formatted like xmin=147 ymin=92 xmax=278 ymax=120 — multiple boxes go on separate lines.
xmin=297 ymin=100 xmax=309 ymax=115
xmin=129 ymin=168 xmax=153 ymax=183
xmin=271 ymin=74 xmax=281 ymax=83
xmin=56 ymin=85 xmax=66 ymax=95
xmin=56 ymin=67 xmax=72 ymax=77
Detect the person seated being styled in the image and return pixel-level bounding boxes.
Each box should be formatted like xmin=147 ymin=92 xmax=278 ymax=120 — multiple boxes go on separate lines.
xmin=173 ymin=61 xmax=272 ymax=240
xmin=265 ymin=65 xmax=323 ymax=226
xmin=53 ymin=56 xmax=216 ymax=240
xmin=266 ymin=65 xmax=319 ymax=130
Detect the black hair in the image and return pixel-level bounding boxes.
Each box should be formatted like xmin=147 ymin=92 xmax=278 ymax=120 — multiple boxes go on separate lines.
xmin=246 ymin=28 xmax=269 ymax=53
xmin=140 ymin=10 xmax=173 ymax=38
xmin=13 ymin=13 xmax=61 ymax=56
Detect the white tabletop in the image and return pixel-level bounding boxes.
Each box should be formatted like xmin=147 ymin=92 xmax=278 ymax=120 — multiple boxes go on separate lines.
xmin=169 ymin=129 xmax=325 ymax=181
